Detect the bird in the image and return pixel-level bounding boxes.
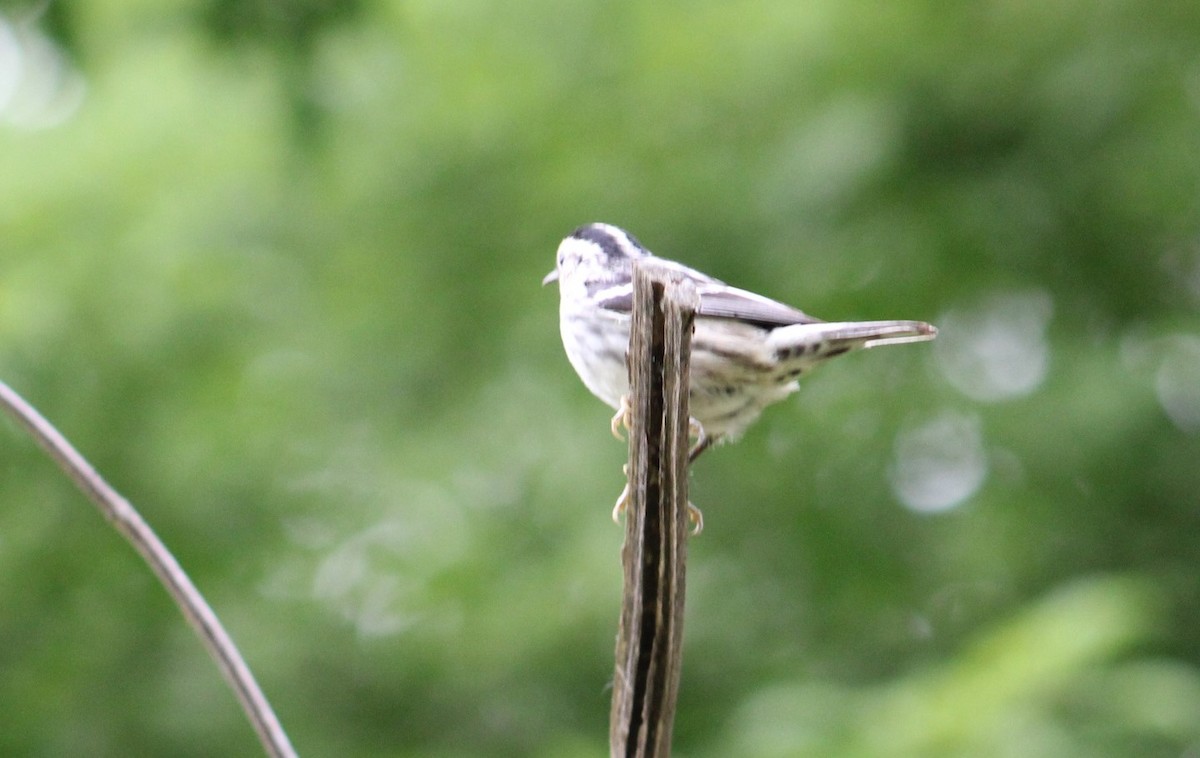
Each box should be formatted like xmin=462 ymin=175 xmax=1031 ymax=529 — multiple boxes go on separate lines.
xmin=544 ymin=222 xmax=936 ymax=531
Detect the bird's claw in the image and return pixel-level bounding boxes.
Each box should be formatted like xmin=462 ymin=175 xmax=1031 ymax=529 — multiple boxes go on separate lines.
xmin=687 ymin=502 xmax=704 ymax=536
xmin=687 ymin=421 xmax=713 ymax=464
xmin=612 ymin=464 xmax=631 ymax=524
xmin=612 ymin=465 xmax=703 ymax=536
xmin=611 ymin=415 xmax=706 ymax=534
xmin=610 ymin=395 xmax=632 ymax=441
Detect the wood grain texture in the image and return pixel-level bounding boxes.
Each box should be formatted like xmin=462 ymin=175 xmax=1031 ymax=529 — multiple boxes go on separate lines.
xmin=610 ymin=261 xmax=698 ymax=758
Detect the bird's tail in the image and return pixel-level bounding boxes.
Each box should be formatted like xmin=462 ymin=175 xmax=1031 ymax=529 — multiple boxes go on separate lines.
xmin=767 ymin=320 xmax=937 ymax=362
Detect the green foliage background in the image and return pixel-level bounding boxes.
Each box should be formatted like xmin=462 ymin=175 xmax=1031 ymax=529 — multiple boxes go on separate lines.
xmin=2 ymin=1 xmax=1200 ymax=755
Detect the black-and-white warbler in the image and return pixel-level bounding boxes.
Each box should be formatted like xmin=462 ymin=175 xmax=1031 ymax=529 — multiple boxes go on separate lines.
xmin=544 ymin=222 xmax=937 ymax=529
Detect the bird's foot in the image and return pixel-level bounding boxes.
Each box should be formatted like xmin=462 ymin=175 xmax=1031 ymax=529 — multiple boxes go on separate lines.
xmin=688 ymin=422 xmax=714 ymax=464
xmin=610 ymin=395 xmax=632 ymax=441
xmin=612 ymin=464 xmax=630 ymax=525
xmin=613 ymin=465 xmax=704 ymax=536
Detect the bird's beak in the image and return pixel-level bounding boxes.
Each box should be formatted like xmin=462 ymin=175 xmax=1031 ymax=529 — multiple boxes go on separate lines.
xmin=542 ymin=270 xmax=559 ymax=286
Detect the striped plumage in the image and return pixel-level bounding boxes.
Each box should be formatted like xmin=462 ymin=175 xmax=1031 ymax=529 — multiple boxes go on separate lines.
xmin=544 ymin=222 xmax=936 ymax=445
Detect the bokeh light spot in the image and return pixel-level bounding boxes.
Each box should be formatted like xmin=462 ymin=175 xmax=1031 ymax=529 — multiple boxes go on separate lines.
xmin=0 ymin=12 xmax=85 ymax=129
xmin=1155 ymin=335 xmax=1200 ymax=434
xmin=891 ymin=410 xmax=987 ymax=513
xmin=935 ymin=290 xmax=1054 ymax=402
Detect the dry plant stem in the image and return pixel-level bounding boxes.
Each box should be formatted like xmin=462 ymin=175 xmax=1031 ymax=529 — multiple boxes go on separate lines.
xmin=609 ymin=262 xmax=698 ymax=758
xmin=0 ymin=380 xmax=297 ymax=758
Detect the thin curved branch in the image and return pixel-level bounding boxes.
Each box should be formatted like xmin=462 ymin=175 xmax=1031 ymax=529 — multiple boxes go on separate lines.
xmin=0 ymin=379 xmax=297 ymax=758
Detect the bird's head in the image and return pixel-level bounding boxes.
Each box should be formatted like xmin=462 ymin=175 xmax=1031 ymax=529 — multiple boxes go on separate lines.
xmin=542 ymin=223 xmax=649 ymax=292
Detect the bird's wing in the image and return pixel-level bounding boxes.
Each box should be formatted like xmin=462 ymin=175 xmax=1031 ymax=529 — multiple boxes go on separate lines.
xmin=693 ymin=285 xmax=821 ymax=328
xmin=595 ymin=289 xmax=633 ymax=313
xmin=596 ymin=258 xmax=820 ymax=328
